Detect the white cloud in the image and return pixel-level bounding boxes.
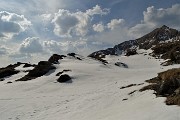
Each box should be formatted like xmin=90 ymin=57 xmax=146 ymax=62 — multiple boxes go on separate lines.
xmin=43 ymin=40 xmax=63 ymax=54
xmin=41 ymin=14 xmax=53 ymax=22
xmin=0 ymin=46 xmax=8 ymax=55
xmin=0 ymin=11 xmax=31 ymax=39
xmin=144 ymin=5 xmax=180 ymax=27
xmin=91 ymin=18 xmax=130 ymax=45
xmin=107 ymin=19 xmax=125 ymax=30
xmin=92 ymin=19 xmax=125 ymax=33
xmin=129 ymin=23 xmax=154 ymax=39
xmin=93 ymin=23 xmax=105 ymax=32
xmin=129 ymin=4 xmax=180 ymax=38
xmin=52 ymin=9 xmax=80 ymax=37
xmin=52 ymin=5 xmax=110 ymax=37
xmin=89 ymin=26 xmax=133 ymax=45
xmin=43 ymin=39 xmax=88 ymax=55
xmin=86 ymin=5 xmax=110 ymax=16
xmin=19 ymin=37 xmax=43 ymax=54
xmin=0 ymin=0 xmax=66 ymax=15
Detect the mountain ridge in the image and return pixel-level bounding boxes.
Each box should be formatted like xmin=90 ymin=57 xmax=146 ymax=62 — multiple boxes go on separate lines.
xmin=88 ymin=25 xmax=180 ymax=59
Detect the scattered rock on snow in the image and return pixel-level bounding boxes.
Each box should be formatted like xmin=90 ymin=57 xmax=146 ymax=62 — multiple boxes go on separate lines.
xmin=0 ymin=62 xmax=22 ymax=79
xmin=57 ymin=74 xmax=71 ymax=83
xmin=140 ymin=68 xmax=180 ymax=105
xmin=7 ymin=81 xmax=13 ymax=84
xmin=125 ymin=49 xmax=137 ymax=56
xmin=16 ymin=61 xmax=56 ymax=81
xmin=68 ymin=53 xmax=82 ymax=60
xmin=23 ymin=63 xmax=36 ymax=68
xmin=56 ymin=70 xmax=71 ymax=76
xmin=115 ymin=62 xmax=128 ymax=68
xmin=128 ymin=90 xmax=137 ymax=95
xmin=68 ymin=53 xmax=76 ymax=57
xmin=120 ymin=83 xmax=144 ymax=89
xmin=122 ymin=98 xmax=128 ymax=101
xmin=48 ymin=54 xmax=66 ymax=64
xmin=0 ymin=78 xmax=5 ymax=81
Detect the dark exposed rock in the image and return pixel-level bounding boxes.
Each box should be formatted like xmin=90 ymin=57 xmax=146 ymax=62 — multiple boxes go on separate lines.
xmin=0 ymin=69 xmax=19 ymax=79
xmin=152 ymin=41 xmax=180 ymax=65
xmin=88 ymin=48 xmax=116 ymax=59
xmin=48 ymin=54 xmax=66 ymax=64
xmin=125 ymin=49 xmax=137 ymax=56
xmin=56 ymin=72 xmax=64 ymax=76
xmin=0 ymin=62 xmax=22 ymax=79
xmin=140 ymin=68 xmax=180 ymax=105
xmin=67 ymin=53 xmax=82 ymax=60
xmin=98 ymin=58 xmax=108 ymax=65
xmin=137 ymin=25 xmax=180 ymax=49
xmin=56 ymin=70 xmax=71 ymax=76
xmin=57 ymin=74 xmax=71 ymax=83
xmin=115 ymin=62 xmax=128 ymax=68
xmin=88 ymin=40 xmax=137 ymax=59
xmin=128 ymin=90 xmax=137 ymax=95
xmin=23 ymin=63 xmax=36 ymax=68
xmin=114 ymin=40 xmax=138 ymax=55
xmin=89 ymin=55 xmax=108 ymax=65
xmin=7 ymin=81 xmax=12 ymax=84
xmin=140 ymin=84 xmax=159 ymax=92
xmin=120 ymin=84 xmax=137 ymax=89
xmin=16 ymin=61 xmax=56 ymax=81
xmin=68 ymin=53 xmax=76 ymax=57
xmin=76 ymin=57 xmax=82 ymax=60
xmin=122 ymin=98 xmax=128 ymax=101
xmin=0 ymin=78 xmax=5 ymax=81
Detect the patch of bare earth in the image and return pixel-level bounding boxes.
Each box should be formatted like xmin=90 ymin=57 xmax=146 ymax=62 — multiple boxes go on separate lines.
xmin=140 ymin=68 xmax=180 ymax=105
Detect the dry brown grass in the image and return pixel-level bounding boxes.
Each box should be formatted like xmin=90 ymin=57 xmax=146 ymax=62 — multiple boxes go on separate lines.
xmin=139 ymin=84 xmax=159 ymax=92
xmin=151 ymin=41 xmax=180 ymax=65
xmin=166 ymin=95 xmax=180 ymax=105
xmin=158 ymin=68 xmax=180 ymax=80
xmin=140 ymin=68 xmax=180 ymax=106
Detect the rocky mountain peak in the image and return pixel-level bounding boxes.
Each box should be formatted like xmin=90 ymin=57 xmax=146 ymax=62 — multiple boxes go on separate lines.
xmin=89 ymin=25 xmax=180 ymax=59
xmin=161 ymin=25 xmax=169 ymax=29
xmin=155 ymin=25 xmax=178 ymax=40
xmin=137 ymin=25 xmax=179 ymax=49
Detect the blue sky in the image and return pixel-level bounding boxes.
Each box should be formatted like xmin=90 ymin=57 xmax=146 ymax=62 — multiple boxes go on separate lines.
xmin=0 ymin=0 xmax=180 ymax=65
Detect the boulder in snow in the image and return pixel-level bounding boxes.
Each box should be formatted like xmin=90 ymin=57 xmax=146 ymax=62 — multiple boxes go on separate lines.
xmin=57 ymin=74 xmax=71 ymax=83
xmin=48 ymin=54 xmax=66 ymax=64
xmin=115 ymin=62 xmax=128 ymax=68
xmin=16 ymin=61 xmax=56 ymax=81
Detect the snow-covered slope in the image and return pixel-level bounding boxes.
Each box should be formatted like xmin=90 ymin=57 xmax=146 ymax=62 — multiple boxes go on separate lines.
xmin=0 ymin=51 xmax=180 ymax=120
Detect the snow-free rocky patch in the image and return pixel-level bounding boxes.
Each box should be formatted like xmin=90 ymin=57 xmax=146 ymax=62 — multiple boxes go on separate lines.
xmin=140 ymin=68 xmax=180 ymax=105
xmin=16 ymin=61 xmax=56 ymax=81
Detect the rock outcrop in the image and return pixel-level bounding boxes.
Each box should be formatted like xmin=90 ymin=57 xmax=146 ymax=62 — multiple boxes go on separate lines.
xmin=48 ymin=54 xmax=66 ymax=64
xmin=140 ymin=68 xmax=180 ymax=105
xmin=57 ymin=74 xmax=71 ymax=83
xmin=16 ymin=61 xmax=56 ymax=81
xmin=88 ymin=25 xmax=180 ymax=65
xmin=0 ymin=62 xmax=22 ymax=79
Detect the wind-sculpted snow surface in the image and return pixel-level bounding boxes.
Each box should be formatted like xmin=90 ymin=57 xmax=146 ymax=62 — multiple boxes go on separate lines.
xmin=0 ymin=50 xmax=180 ymax=120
